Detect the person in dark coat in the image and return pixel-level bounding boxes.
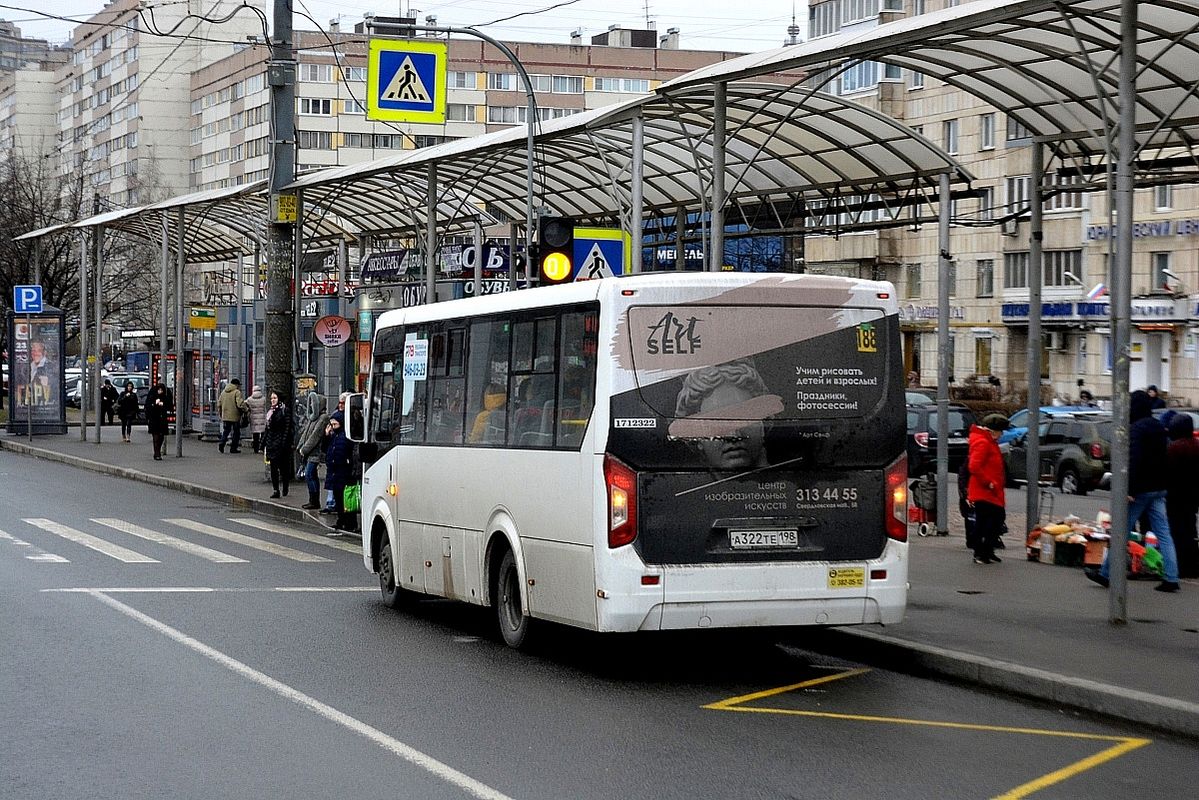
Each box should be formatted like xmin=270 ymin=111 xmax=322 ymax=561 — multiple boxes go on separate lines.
xmin=116 ymin=381 xmax=140 ymax=443
xmin=324 ymin=416 xmax=353 ymax=532
xmin=144 ymin=382 xmax=173 ymax=460
xmin=1146 ymin=385 xmax=1167 ymax=410
xmin=100 ymin=379 xmax=118 ymax=425
xmin=263 ymin=390 xmax=293 ymax=498
xmin=966 ymin=413 xmax=1010 ymax=564
xmin=1166 ymin=413 xmax=1199 ymax=579
xmin=1089 ymin=390 xmax=1180 ymax=591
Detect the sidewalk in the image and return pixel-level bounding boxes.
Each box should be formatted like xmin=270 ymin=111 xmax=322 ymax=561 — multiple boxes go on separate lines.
xmin=3 ymin=429 xmax=1197 ymax=738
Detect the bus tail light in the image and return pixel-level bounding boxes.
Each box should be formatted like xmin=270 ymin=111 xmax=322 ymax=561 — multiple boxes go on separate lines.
xmin=1090 ymin=441 xmax=1103 ymax=459
xmin=885 ymin=454 xmax=908 ymax=542
xmin=604 ymin=454 xmax=638 ymax=548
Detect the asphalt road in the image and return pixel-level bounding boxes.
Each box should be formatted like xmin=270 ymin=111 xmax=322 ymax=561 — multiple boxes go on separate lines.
xmin=2 ymin=454 xmax=1196 ymax=800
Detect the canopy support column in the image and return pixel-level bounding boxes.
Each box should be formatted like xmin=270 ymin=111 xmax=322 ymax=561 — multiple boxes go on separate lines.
xmin=935 ymin=172 xmax=951 ymax=535
xmin=426 ymin=163 xmax=438 ymax=303
xmin=509 ymin=220 xmax=520 ymax=290
xmin=175 ymin=206 xmax=185 ymax=458
xmin=1026 ymin=141 xmax=1045 ymax=535
xmin=292 ymin=190 xmax=304 ymax=373
xmin=1109 ymin=0 xmax=1138 ymax=624
xmin=709 ymin=82 xmax=726 ymax=273
xmin=473 ymin=216 xmax=484 ymax=299
xmin=92 ymin=220 xmax=102 ymax=444
xmin=630 ymin=111 xmax=644 ymax=274
xmin=160 ymin=218 xmax=169 ymax=369
xmin=675 ymin=206 xmax=686 ymax=271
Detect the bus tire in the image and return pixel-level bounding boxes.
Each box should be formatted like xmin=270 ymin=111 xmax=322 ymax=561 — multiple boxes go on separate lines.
xmin=378 ymin=540 xmax=408 ymax=610
xmin=493 ymin=548 xmax=534 ymax=649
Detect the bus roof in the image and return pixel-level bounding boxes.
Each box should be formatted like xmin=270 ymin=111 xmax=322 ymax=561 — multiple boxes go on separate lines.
xmin=375 ymin=273 xmax=896 ymax=330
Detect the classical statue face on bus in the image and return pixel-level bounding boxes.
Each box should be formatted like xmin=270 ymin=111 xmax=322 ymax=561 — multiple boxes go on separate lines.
xmin=675 ymin=360 xmax=772 ymax=471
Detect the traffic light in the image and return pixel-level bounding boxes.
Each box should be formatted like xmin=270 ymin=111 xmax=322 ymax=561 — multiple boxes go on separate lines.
xmin=537 ymin=216 xmax=574 ymax=285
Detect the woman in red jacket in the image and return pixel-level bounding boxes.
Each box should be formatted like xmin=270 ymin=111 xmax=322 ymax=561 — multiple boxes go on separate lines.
xmin=967 ymin=413 xmax=1010 ymax=564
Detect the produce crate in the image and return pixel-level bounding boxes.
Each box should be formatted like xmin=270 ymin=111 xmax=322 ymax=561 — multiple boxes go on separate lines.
xmin=1053 ymin=541 xmax=1086 ymax=567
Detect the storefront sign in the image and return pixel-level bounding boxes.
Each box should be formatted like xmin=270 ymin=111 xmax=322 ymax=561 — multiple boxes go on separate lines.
xmin=898 ymin=304 xmax=966 ymax=322
xmin=1085 ymin=219 xmax=1199 ymax=241
xmin=361 ymin=249 xmax=412 ymax=280
xmin=313 ymin=315 xmax=352 ymax=347
xmin=1002 ymin=298 xmax=1184 ymax=323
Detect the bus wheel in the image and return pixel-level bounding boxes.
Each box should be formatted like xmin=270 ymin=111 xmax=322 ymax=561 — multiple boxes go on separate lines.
xmin=378 ymin=540 xmax=407 ymax=609
xmin=494 ymin=549 xmax=533 ymax=649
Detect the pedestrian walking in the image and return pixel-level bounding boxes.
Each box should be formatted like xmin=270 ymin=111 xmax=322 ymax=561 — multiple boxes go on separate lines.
xmin=324 ymin=415 xmax=353 ymax=532
xmin=245 ymin=385 xmax=267 ymax=453
xmin=1146 ymin=385 xmax=1167 ymax=410
xmin=116 ymin=381 xmax=139 ymax=442
xmin=217 ymin=378 xmax=248 ymax=453
xmin=966 ymin=413 xmax=1010 ymax=565
xmin=263 ymin=390 xmax=293 ymax=498
xmin=322 ymin=392 xmax=350 ymax=512
xmin=297 ymin=394 xmax=330 ymax=510
xmin=100 ymin=379 xmax=118 ymax=425
xmin=1166 ymin=413 xmax=1199 ymax=579
xmin=145 ymin=382 xmax=173 ymax=460
xmin=1087 ymin=390 xmax=1181 ymax=592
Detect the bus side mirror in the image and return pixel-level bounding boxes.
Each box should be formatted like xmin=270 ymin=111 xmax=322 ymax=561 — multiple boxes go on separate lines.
xmin=347 ymin=392 xmax=366 ymax=443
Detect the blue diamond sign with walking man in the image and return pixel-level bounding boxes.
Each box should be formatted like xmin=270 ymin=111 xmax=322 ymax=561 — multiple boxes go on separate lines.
xmin=572 ymin=227 xmax=631 ymax=282
xmin=367 ymin=39 xmax=447 ymax=123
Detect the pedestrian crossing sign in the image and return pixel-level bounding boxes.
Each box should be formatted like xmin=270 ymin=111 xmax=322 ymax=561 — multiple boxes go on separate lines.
xmin=367 ymin=39 xmax=447 ymax=123
xmin=572 ymin=227 xmax=631 ymax=281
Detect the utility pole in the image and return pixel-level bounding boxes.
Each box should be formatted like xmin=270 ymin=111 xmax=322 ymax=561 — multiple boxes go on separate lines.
xmin=266 ymin=0 xmax=297 ymax=401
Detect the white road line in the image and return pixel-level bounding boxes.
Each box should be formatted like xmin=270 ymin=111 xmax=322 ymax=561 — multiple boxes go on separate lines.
xmin=228 ymin=517 xmax=361 ymax=554
xmin=0 ymin=528 xmax=69 ymax=563
xmin=92 ymin=519 xmax=248 ymax=564
xmin=23 ymin=519 xmax=158 ymax=563
xmin=164 ymin=519 xmax=331 ymax=563
xmin=88 ymin=591 xmax=514 ymax=800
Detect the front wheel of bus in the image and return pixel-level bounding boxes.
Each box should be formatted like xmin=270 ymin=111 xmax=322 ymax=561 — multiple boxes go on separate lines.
xmin=494 ymin=549 xmax=534 ymax=649
xmin=378 ymin=540 xmax=408 ymax=610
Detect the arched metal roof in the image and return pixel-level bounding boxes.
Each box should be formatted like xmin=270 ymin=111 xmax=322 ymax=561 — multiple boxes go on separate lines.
xmin=660 ymin=0 xmax=1199 ymax=159
xmin=289 ymin=81 xmax=970 ymax=235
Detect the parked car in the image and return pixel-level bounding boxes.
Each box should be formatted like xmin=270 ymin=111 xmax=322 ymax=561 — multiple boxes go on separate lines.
xmin=905 ymin=389 xmax=936 ymax=405
xmin=906 ymin=402 xmax=977 ymax=476
xmin=108 ymin=373 xmax=152 ymax=416
xmin=1153 ymin=407 xmax=1199 ymax=438
xmin=999 ymin=405 xmax=1105 ymax=445
xmin=1004 ymin=415 xmax=1112 ymax=495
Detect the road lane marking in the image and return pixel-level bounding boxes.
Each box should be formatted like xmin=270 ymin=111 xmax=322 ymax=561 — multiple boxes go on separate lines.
xmin=93 ymin=519 xmax=248 ymax=563
xmin=228 ymin=517 xmax=361 ymax=554
xmin=706 ymin=671 xmax=1152 ymax=800
xmin=163 ymin=519 xmax=331 ymax=563
xmin=0 ymin=528 xmax=69 ymax=562
xmin=23 ymin=519 xmax=158 ymax=563
xmin=87 ymin=590 xmax=514 ymax=800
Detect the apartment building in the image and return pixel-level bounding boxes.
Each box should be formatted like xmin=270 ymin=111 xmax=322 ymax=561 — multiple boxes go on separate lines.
xmin=0 ymin=20 xmax=66 ymax=72
xmin=805 ymin=0 xmax=1199 ymax=405
xmin=55 ymin=0 xmax=260 ymax=206
xmin=188 ymin=23 xmax=744 ymax=191
xmin=0 ymin=62 xmax=65 ymax=158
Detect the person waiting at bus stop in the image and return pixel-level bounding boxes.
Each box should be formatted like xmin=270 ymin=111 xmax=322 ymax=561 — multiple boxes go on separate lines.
xmin=966 ymin=413 xmax=1010 ymax=565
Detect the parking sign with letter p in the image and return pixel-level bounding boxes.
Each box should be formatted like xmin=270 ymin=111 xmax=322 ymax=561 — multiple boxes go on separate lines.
xmin=14 ymin=285 xmax=42 ymax=314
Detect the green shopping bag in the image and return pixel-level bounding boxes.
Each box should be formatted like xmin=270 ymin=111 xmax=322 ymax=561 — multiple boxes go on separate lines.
xmin=1141 ymin=545 xmax=1164 ymax=577
xmin=343 ymin=483 xmax=361 ymax=514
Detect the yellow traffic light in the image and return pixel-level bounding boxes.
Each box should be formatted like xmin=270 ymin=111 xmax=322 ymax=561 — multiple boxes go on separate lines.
xmin=541 ymin=251 xmax=573 ymax=283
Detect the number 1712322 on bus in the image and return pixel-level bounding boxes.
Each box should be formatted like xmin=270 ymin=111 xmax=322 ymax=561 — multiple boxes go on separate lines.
xmin=349 ymin=273 xmax=908 ymax=648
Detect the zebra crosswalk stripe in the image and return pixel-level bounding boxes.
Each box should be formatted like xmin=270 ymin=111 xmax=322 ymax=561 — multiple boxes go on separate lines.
xmin=23 ymin=519 xmax=158 ymax=563
xmin=229 ymin=517 xmax=360 ymax=554
xmin=92 ymin=519 xmax=248 ymax=563
xmin=164 ymin=519 xmax=331 ymax=563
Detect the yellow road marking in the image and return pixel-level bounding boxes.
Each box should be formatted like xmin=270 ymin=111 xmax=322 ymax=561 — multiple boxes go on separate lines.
xmin=706 ymin=669 xmax=1152 ymax=800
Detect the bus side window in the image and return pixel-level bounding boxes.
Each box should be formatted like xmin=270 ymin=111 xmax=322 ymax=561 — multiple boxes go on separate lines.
xmin=556 ymin=309 xmax=598 ymax=448
xmin=465 ymin=317 xmax=511 ymax=445
xmin=400 ymin=327 xmax=429 ymax=443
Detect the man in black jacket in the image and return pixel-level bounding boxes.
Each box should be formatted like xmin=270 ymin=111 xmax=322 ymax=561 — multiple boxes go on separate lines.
xmin=1087 ymin=390 xmax=1181 ymax=592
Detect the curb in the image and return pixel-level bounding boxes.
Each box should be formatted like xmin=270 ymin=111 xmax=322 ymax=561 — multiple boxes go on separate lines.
xmin=0 ymin=437 xmax=341 ymax=533
xmin=802 ymin=627 xmax=1199 ymax=740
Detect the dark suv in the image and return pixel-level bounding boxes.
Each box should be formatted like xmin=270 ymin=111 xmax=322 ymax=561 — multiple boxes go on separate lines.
xmin=1003 ymin=415 xmax=1112 ymax=495
xmin=906 ymin=403 xmax=977 ymax=476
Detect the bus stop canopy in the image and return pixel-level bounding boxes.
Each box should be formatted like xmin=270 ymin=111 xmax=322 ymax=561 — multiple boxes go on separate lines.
xmin=288 ymin=81 xmax=971 ymax=235
xmin=661 ymin=0 xmax=1199 ymax=161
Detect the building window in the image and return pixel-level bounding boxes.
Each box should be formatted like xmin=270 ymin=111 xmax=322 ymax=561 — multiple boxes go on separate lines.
xmin=942 ymin=119 xmax=959 ymax=155
xmin=446 ymin=103 xmax=477 ymax=122
xmin=1043 ymin=249 xmax=1082 ymax=287
xmin=343 ymin=132 xmax=366 ymax=147
xmin=980 ymin=112 xmax=995 ymax=149
xmin=908 ymin=69 xmax=925 ymax=89
xmin=528 ymin=74 xmax=552 ymax=92
xmin=975 ymin=336 xmax=992 ymax=376
xmin=341 ymin=99 xmax=365 ymax=114
xmin=1152 ymin=252 xmax=1172 ymax=292
xmin=299 ymin=63 xmax=334 ymax=83
xmin=809 ymin=1 xmax=842 ymax=38
xmin=552 ymin=75 xmax=584 ymax=93
xmin=297 ymin=130 xmax=332 ymax=149
xmin=1006 ymin=116 xmax=1032 ymax=142
xmin=905 ymin=263 xmax=922 ymax=298
xmin=840 ymin=61 xmax=879 ymax=94
xmin=1154 ymin=184 xmax=1173 ymax=210
xmin=372 ymin=134 xmax=406 ymax=149
xmin=978 ymin=186 xmax=995 ymax=221
xmin=1045 ymin=172 xmax=1083 ymax=211
xmin=594 ymin=77 xmax=650 ymax=92
xmin=299 ymin=98 xmax=332 ymax=115
xmin=843 ymin=0 xmax=881 ymax=23
xmin=976 ymin=259 xmax=994 ymax=297
xmin=1004 ymin=252 xmax=1029 ymax=289
xmin=448 ymin=71 xmax=477 ymax=89
xmin=413 ymin=135 xmax=453 ymax=148
xmin=341 ymin=66 xmax=367 ymax=82
xmin=1005 ymin=175 xmax=1029 ymax=215
xmin=487 ymin=72 xmax=515 ymax=90
xmin=946 ymin=261 xmax=958 ymax=298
